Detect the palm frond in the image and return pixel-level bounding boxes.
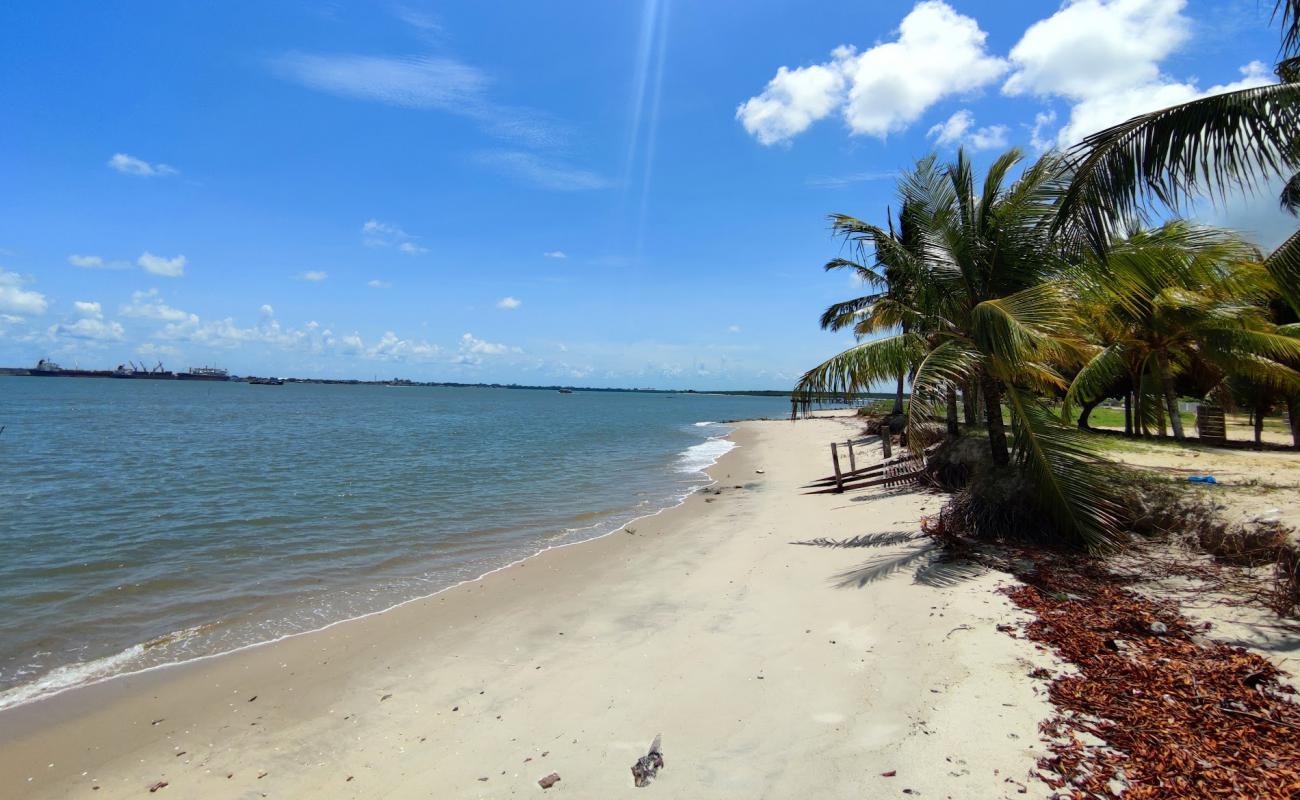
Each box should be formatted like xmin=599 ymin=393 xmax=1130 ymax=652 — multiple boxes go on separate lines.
xmin=1265 ymin=228 xmax=1300 ymax=315
xmin=791 ymin=333 xmax=927 ymax=416
xmin=1063 ymin=344 xmax=1130 ymax=421
xmin=1003 ymin=385 xmax=1126 ymax=551
xmin=1059 ymin=83 xmax=1300 ymax=241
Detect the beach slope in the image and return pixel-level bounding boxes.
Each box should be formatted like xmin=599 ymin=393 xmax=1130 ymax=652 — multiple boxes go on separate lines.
xmin=1 ymin=413 xmax=1053 ymax=798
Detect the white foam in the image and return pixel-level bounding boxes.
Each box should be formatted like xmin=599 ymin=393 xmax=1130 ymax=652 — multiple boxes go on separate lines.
xmin=693 ymin=421 xmax=717 ymax=427
xmin=676 ymin=436 xmax=736 ymax=474
xmin=0 ymin=643 xmax=146 ymax=711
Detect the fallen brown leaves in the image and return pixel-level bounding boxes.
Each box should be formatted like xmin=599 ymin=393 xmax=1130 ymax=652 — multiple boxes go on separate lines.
xmin=1002 ymin=559 xmax=1300 ymax=799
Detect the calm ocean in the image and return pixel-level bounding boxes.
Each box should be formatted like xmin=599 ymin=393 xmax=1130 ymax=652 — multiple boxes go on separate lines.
xmin=0 ymin=377 xmax=791 ymax=708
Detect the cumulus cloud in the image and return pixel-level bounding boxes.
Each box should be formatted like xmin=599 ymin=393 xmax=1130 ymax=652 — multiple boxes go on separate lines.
xmin=926 ymin=109 xmax=1008 ymax=150
xmin=49 ymin=298 xmax=123 ymax=341
xmin=736 ymin=1 xmax=1007 ymax=145
xmin=0 ymin=269 xmax=49 ymax=316
xmin=367 ymin=279 xmax=393 ymax=289
xmin=138 ymin=252 xmax=186 ymax=277
xmin=542 ymin=250 xmax=567 ymax=259
xmin=120 ymin=289 xmax=199 ymax=323
xmin=49 ymin=317 xmax=125 ymax=342
xmin=73 ymin=300 xmax=102 ymax=318
xmin=459 ymin=332 xmax=517 ymax=356
xmin=107 ymin=153 xmax=178 ymax=177
xmin=496 ymin=296 xmax=521 ymax=310
xmin=1003 ymin=0 xmax=1273 ymax=147
xmin=299 ymin=270 xmax=328 ymax=281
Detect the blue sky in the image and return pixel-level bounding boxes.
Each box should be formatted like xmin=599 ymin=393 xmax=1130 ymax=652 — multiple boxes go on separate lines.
xmin=0 ymin=0 xmax=1292 ymax=388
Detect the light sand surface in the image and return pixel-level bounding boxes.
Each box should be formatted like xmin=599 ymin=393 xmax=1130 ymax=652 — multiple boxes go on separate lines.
xmin=1 ymin=413 xmax=1055 ymax=799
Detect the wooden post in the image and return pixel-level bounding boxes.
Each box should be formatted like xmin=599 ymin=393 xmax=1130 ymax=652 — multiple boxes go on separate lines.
xmin=831 ymin=443 xmax=844 ymax=493
xmin=847 ymin=439 xmax=856 ymax=473
xmin=880 ymin=424 xmax=892 ymax=458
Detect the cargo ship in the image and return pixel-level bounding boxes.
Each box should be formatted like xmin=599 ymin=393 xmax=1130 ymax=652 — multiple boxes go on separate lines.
xmin=176 ymin=366 xmax=230 ymax=381
xmin=113 ymin=361 xmax=176 ymax=379
xmin=29 ymin=359 xmax=112 ymax=378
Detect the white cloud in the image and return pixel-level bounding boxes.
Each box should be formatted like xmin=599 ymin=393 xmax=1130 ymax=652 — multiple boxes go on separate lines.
xmin=68 ymin=254 xmax=129 ymax=270
xmin=138 ymin=252 xmax=186 ymax=277
xmin=299 ymin=270 xmax=328 ymax=281
xmin=926 ymin=109 xmax=1008 ymax=150
xmin=496 ymin=296 xmax=522 ymax=310
xmin=107 ymin=153 xmax=178 ymax=177
xmin=1003 ymin=0 xmax=1274 ymax=148
xmin=0 ymin=270 xmax=49 ymax=316
xmin=120 ymin=289 xmax=199 ymax=323
xmin=362 ymin=219 xmax=427 ymax=253
xmin=459 ymin=332 xmax=517 ymax=356
xmin=727 ymin=324 xmax=742 ymax=333
xmin=271 ymin=52 xmax=561 ymax=148
xmin=542 ymin=250 xmax=567 ymax=259
xmin=136 ymin=342 xmax=180 ymax=358
xmin=473 ymin=151 xmax=610 ymax=191
xmin=50 ymin=318 xmax=125 ymax=342
xmin=737 ymin=1 xmax=1007 ymax=145
xmin=1004 ymin=0 xmax=1189 ymax=101
xmin=367 ymin=279 xmax=393 ymax=289
xmin=73 ymin=300 xmax=102 ymax=318
xmin=68 ymin=254 xmax=102 ymax=268
xmin=805 ymin=171 xmax=895 ymax=189
xmin=260 ymin=304 xmax=275 ymax=317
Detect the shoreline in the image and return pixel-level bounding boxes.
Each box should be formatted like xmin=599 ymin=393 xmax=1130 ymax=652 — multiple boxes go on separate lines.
xmin=0 ymin=428 xmax=744 ymax=714
xmin=2 ymin=413 xmax=1056 ymax=799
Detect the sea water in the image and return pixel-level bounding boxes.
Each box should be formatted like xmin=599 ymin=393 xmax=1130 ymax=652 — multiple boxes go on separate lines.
xmin=0 ymin=378 xmax=791 ymax=708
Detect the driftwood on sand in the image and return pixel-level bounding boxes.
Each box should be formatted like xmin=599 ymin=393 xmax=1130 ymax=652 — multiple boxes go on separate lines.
xmin=631 ymin=734 xmax=665 ymax=787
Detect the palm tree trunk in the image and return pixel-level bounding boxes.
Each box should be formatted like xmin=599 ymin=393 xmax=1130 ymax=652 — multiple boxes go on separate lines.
xmin=946 ymin=385 xmax=960 ymax=438
xmin=1290 ymin=395 xmax=1300 ymax=451
xmin=962 ymin=381 xmax=978 ymax=426
xmin=1077 ymin=397 xmax=1100 ymax=430
xmin=1123 ymin=392 xmax=1133 ymax=436
xmin=1254 ymin=401 xmax=1266 ymax=449
xmin=981 ymin=373 xmax=1010 ymax=466
xmin=1157 ymin=353 xmax=1185 ymax=440
xmin=892 ymin=373 xmax=905 ymax=415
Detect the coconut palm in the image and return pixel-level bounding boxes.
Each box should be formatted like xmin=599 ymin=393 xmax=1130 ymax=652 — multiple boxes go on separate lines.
xmin=816 ymin=202 xmax=928 ymax=416
xmin=795 ymin=148 xmax=1124 ymax=550
xmin=1059 ymin=1 xmax=1300 ymax=307
xmin=1062 ymin=222 xmax=1300 ymax=440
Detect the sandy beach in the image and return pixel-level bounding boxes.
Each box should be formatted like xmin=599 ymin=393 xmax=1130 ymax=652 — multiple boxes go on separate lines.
xmin=1 ymin=413 xmax=1056 ymax=799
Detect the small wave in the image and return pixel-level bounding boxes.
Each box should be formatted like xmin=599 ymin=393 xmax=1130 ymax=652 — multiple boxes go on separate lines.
xmin=693 ymin=421 xmax=717 ymax=427
xmin=676 ymin=437 xmax=736 ymax=474
xmin=0 ymin=643 xmax=146 ymax=711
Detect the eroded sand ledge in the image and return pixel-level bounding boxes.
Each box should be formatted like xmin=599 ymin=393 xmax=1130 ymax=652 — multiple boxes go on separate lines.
xmin=1 ymin=413 xmax=1056 ymax=799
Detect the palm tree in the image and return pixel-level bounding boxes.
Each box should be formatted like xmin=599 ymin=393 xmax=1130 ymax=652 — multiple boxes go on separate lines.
xmin=1059 ymin=1 xmax=1300 ymax=311
xmin=795 ymin=148 xmax=1123 ymax=550
xmin=817 ymin=202 xmax=927 ymax=417
xmin=1062 ymin=223 xmax=1300 ymax=440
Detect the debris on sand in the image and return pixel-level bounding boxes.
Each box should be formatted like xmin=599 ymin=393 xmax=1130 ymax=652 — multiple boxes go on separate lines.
xmin=538 ymin=772 xmax=561 ymax=789
xmin=1001 ymin=557 xmax=1300 ymax=799
xmin=631 ymin=734 xmax=665 ymax=788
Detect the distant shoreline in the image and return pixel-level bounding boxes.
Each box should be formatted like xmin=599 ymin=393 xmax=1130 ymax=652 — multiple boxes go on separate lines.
xmin=0 ymin=370 xmax=898 ymax=399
